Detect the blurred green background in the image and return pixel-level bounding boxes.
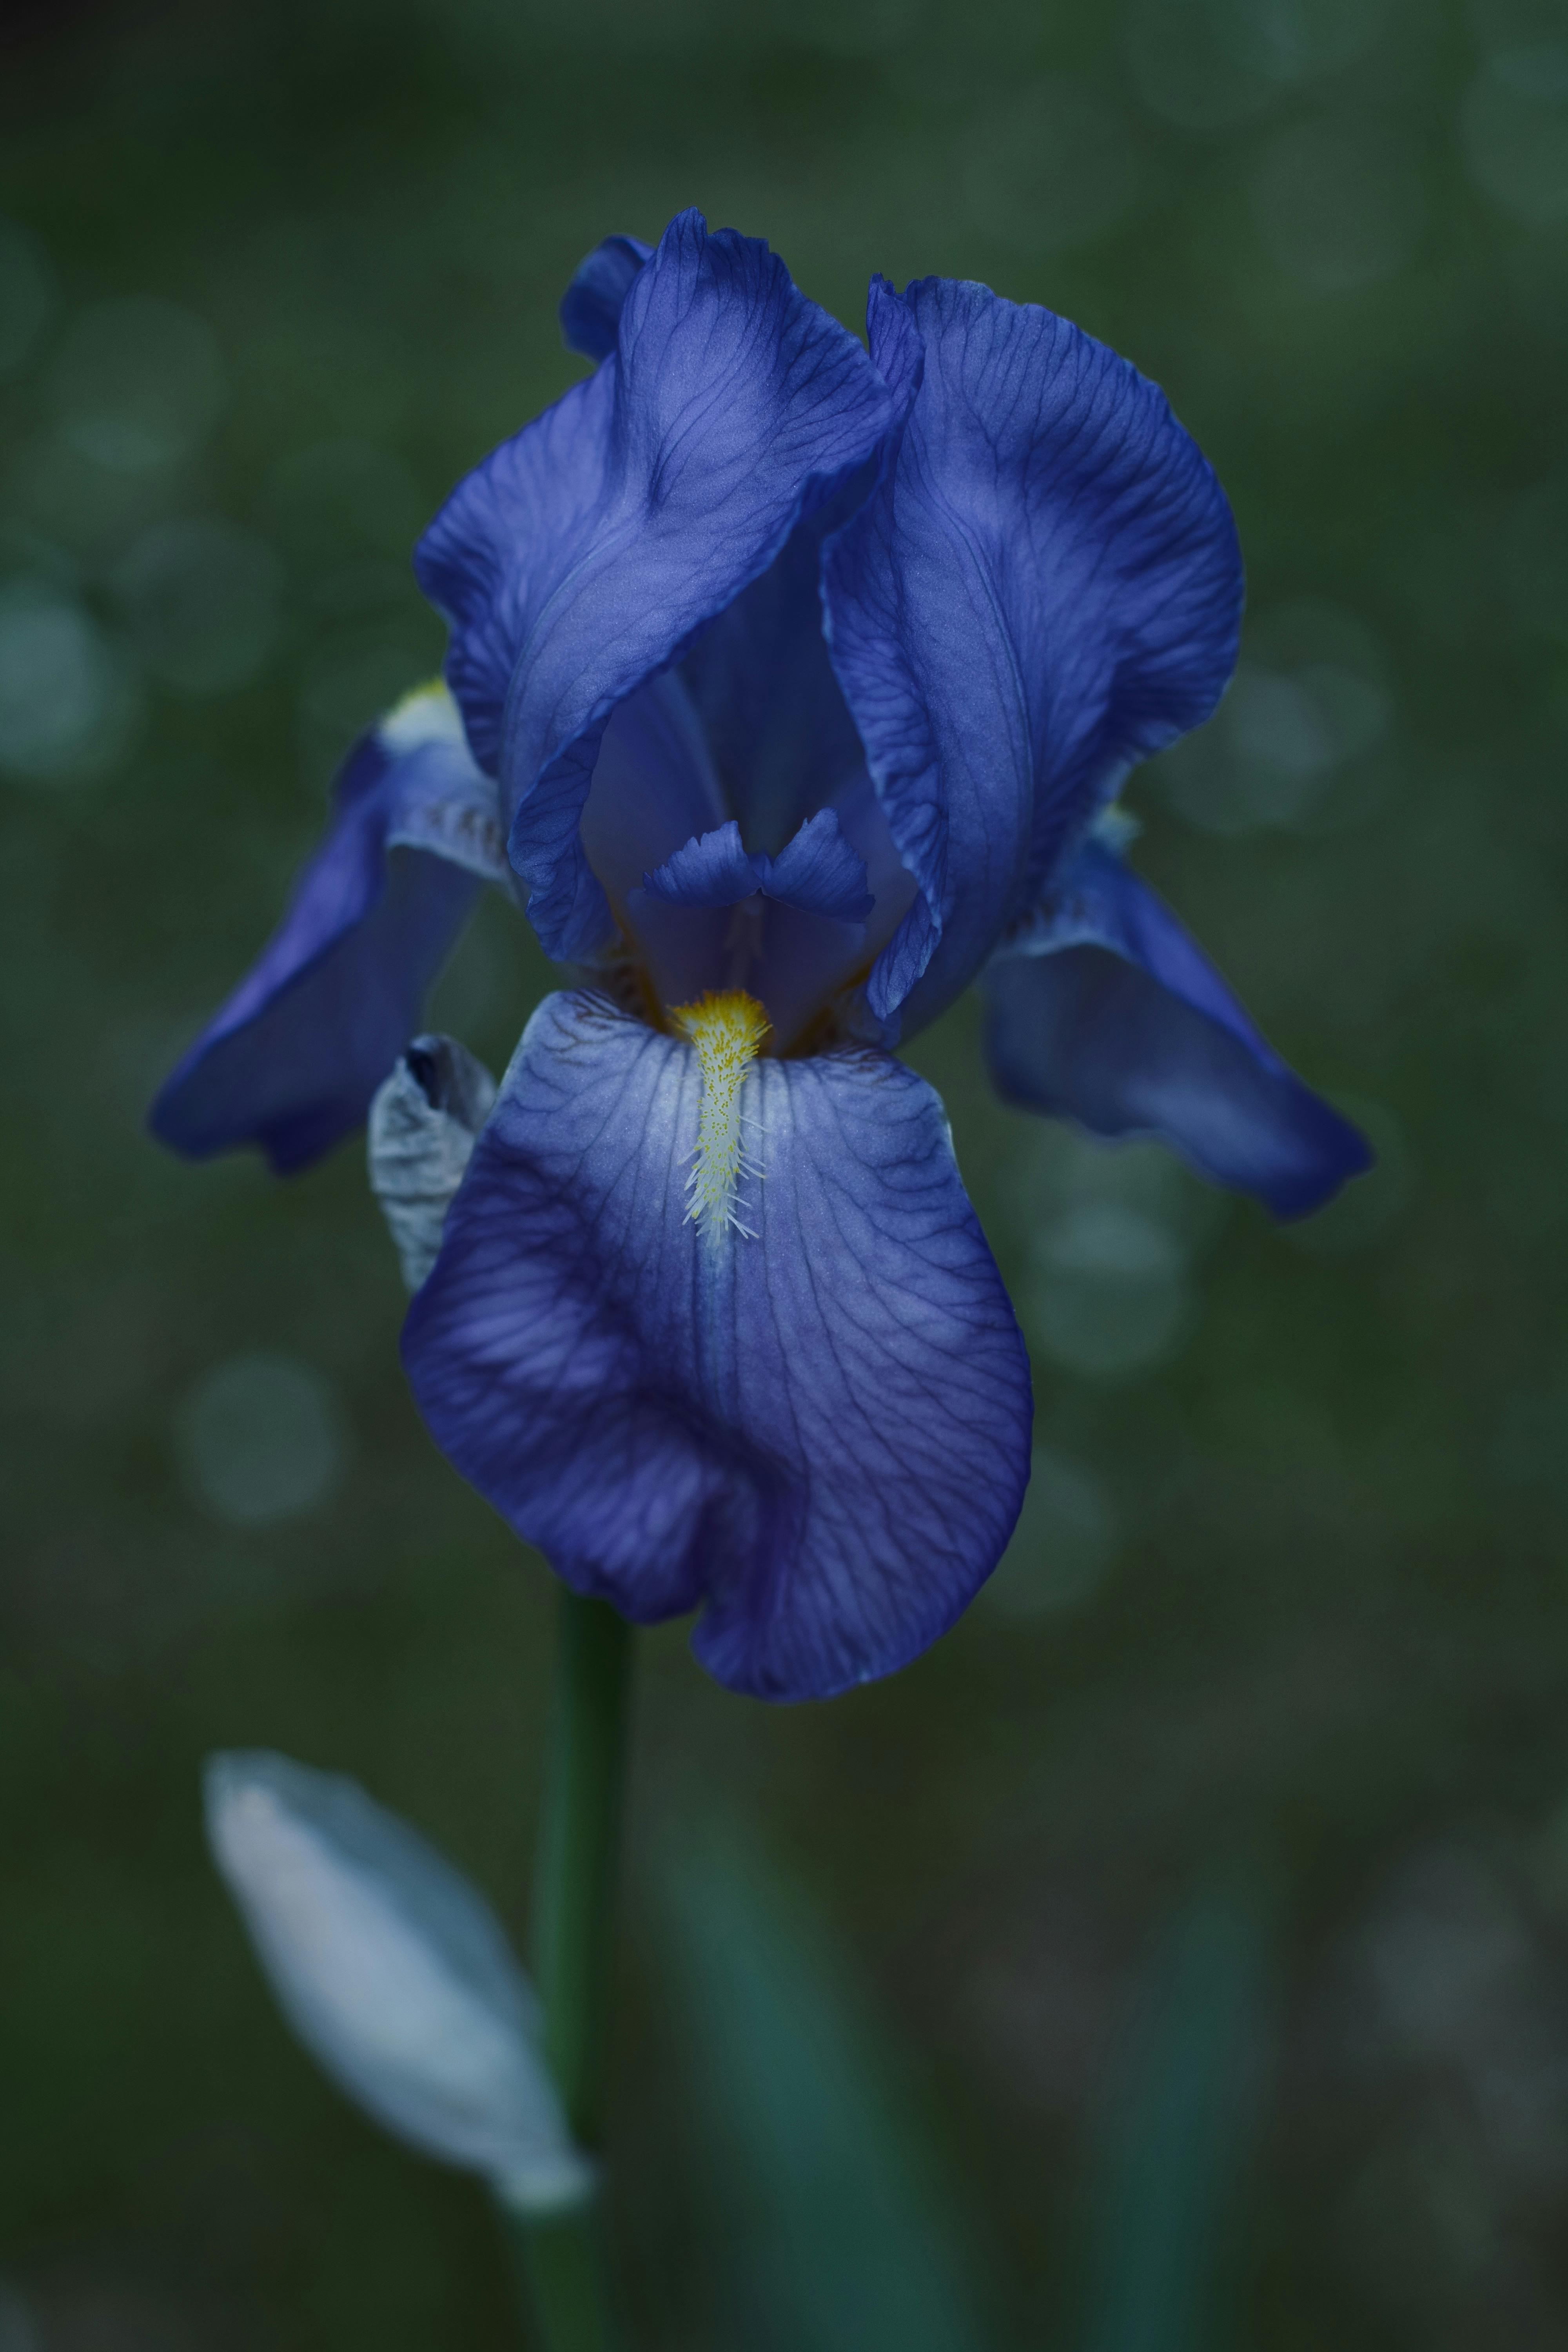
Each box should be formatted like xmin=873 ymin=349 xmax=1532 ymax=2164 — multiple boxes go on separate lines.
xmin=4 ymin=0 xmax=1568 ymax=2342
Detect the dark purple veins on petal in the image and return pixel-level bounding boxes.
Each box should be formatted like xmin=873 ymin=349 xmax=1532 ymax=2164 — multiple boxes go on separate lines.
xmin=415 ymin=211 xmax=898 ymax=964
xmin=401 ymin=989 xmax=1032 ymax=1701
xmin=824 ymin=273 xmax=1244 ymax=1041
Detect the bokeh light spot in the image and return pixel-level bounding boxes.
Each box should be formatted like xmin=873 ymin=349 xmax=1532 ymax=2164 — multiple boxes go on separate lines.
xmin=1152 ymin=600 xmax=1393 ymax=837
xmin=1122 ymin=0 xmax=1389 ymax=132
xmin=962 ymin=78 xmax=1142 ymax=255
xmin=1250 ymin=113 xmax=1428 ymax=291
xmin=175 ymin=1352 xmax=348 ymax=1528
xmin=113 ymin=518 xmax=283 ymax=695
xmin=1027 ymin=1203 xmax=1193 ymax=1381
xmin=1501 ymin=469 xmax=1568 ymax=639
xmin=984 ymin=1446 xmax=1121 ymax=1619
xmin=1462 ymin=46 xmax=1568 ymax=226
xmin=0 ymin=576 xmax=140 ymax=783
xmin=0 ymin=217 xmax=58 ymax=377
xmin=49 ymin=297 xmax=225 ymax=474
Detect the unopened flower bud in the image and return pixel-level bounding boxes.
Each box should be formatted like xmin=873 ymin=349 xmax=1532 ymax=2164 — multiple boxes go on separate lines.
xmin=368 ymin=1034 xmax=496 ymax=1291
xmin=204 ymin=1750 xmax=593 ymax=2216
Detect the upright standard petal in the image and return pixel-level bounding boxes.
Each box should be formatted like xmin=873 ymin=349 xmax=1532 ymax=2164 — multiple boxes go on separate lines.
xmin=982 ymin=840 xmax=1370 ymax=1218
xmin=577 ymin=668 xmax=727 ymax=927
xmin=677 ymin=483 xmax=873 ymax=856
xmin=415 ymin=211 xmax=897 ymax=962
xmin=205 ymin=1750 xmax=593 ymax=2214
xmin=150 ymin=687 xmax=505 ymax=1173
xmin=402 ymin=991 xmax=1032 ymax=1702
xmin=824 ymin=276 xmax=1244 ymax=1038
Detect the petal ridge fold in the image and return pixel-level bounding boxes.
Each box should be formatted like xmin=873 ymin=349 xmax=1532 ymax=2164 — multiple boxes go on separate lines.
xmin=415 ymin=212 xmax=899 ymax=965
xmin=824 ymin=274 xmax=1243 ymax=1042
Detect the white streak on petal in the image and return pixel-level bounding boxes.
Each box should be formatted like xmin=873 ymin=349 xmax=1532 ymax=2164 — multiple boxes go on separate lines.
xmin=368 ymin=1034 xmax=497 ymax=1291
xmin=378 ymin=679 xmax=469 ymax=756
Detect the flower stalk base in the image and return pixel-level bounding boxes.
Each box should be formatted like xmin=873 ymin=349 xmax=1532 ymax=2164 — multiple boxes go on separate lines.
xmin=502 ymin=2207 xmax=620 ymax=2352
xmin=504 ymin=1588 xmax=633 ymax=2350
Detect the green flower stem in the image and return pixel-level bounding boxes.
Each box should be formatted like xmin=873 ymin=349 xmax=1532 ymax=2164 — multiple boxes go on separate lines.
xmin=502 ymin=2205 xmax=619 ymax=2352
xmin=501 ymin=1588 xmax=635 ymax=2352
xmin=533 ymin=1590 xmax=635 ymax=2138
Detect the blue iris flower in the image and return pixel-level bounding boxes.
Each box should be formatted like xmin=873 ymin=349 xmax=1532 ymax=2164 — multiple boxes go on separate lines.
xmin=152 ymin=212 xmax=1368 ymax=1702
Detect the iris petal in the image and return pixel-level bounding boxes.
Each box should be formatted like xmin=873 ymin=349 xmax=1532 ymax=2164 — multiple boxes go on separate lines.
xmin=824 ymin=276 xmax=1244 ymax=1040
xmin=150 ymin=691 xmax=501 ymax=1173
xmin=415 ymin=211 xmax=897 ymax=962
xmin=677 ymin=481 xmax=873 ymax=855
xmin=643 ymin=819 xmax=762 ymax=908
xmin=757 ymin=808 xmax=873 ymax=922
xmin=982 ymin=840 xmax=1370 ymax=1218
xmin=558 ymin=232 xmax=653 ymax=362
xmin=642 ymin=809 xmax=872 ymax=925
xmin=579 ymin=669 xmax=726 ymax=925
xmin=401 ymin=991 xmax=1032 ymax=1701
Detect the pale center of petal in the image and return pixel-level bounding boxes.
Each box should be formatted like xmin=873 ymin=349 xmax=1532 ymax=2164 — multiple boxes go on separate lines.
xmin=378 ymin=677 xmax=468 ymax=754
xmin=669 ymin=989 xmax=769 ymax=1247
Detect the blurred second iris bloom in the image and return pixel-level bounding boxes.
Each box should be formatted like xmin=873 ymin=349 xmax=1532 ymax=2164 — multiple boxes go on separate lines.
xmin=151 ymin=211 xmax=1368 ymax=1702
